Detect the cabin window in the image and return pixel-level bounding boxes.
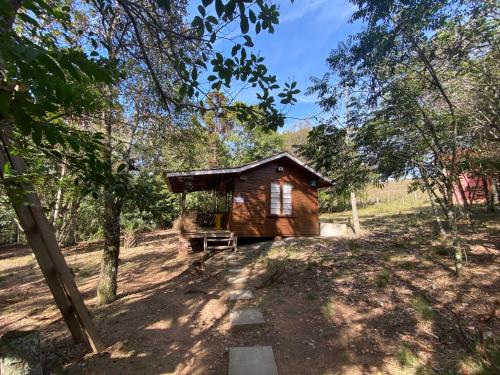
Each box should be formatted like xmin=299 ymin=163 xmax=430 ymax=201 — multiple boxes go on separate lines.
xmin=282 ymin=183 xmax=293 ymax=215
xmin=270 ymin=182 xmax=281 ymax=215
xmin=269 ymin=182 xmax=293 ymax=216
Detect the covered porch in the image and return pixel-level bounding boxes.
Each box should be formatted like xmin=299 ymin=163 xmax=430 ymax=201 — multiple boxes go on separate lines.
xmin=166 ymin=169 xmax=237 ymax=252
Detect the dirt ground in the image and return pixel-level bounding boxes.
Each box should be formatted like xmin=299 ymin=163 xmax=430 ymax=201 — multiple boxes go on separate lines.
xmin=0 ymin=208 xmax=499 ymax=374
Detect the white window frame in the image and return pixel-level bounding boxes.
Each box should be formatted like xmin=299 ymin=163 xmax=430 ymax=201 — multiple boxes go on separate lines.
xmin=270 ymin=182 xmax=281 ymax=215
xmin=282 ymin=183 xmax=293 ymax=216
xmin=269 ymin=182 xmax=293 ymax=216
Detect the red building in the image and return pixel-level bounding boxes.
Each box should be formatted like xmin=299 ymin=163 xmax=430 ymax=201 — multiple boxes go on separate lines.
xmin=453 ymin=173 xmax=491 ymax=205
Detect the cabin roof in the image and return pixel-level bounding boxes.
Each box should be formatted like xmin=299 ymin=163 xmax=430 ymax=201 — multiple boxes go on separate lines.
xmin=165 ymin=152 xmax=333 ymax=193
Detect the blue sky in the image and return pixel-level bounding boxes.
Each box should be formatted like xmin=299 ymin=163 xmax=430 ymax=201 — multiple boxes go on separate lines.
xmin=251 ymin=0 xmax=361 ymax=130
xmin=189 ymin=0 xmax=362 ymax=130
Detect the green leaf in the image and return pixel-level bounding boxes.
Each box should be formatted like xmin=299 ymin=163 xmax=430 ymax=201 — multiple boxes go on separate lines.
xmin=2 ymin=161 xmax=11 ymax=175
xmin=191 ymin=16 xmax=205 ymax=36
xmin=243 ymin=35 xmax=254 ymax=47
xmin=18 ymin=12 xmax=40 ymax=28
xmin=240 ymin=14 xmax=249 ymax=34
xmin=38 ymin=53 xmax=66 ymax=81
xmin=206 ymin=15 xmax=218 ymax=24
xmin=249 ymin=10 xmax=256 ymax=23
xmin=117 ymin=163 xmax=127 ymax=172
xmin=215 ymin=0 xmax=224 ymax=17
xmin=231 ymin=44 xmax=241 ymax=56
xmin=67 ymin=136 xmax=81 ymax=152
xmin=256 ymin=21 xmax=261 ymax=34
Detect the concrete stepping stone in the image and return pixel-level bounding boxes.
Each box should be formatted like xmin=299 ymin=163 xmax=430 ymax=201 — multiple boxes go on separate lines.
xmin=227 ymin=275 xmax=249 ymax=284
xmin=229 ymin=346 xmax=278 ymax=375
xmin=228 ymin=289 xmax=254 ymax=301
xmin=230 ymin=308 xmax=265 ymax=331
xmin=228 ymin=267 xmax=249 ymax=274
xmin=225 ymin=253 xmax=243 ymax=261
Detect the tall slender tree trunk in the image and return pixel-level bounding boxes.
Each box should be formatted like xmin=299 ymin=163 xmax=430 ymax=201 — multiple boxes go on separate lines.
xmin=483 ymin=176 xmax=495 ymax=212
xmin=52 ymin=163 xmax=67 ymax=231
xmin=456 ymin=176 xmax=476 ymax=230
xmin=426 ymin=187 xmax=446 ymax=237
xmin=492 ymin=175 xmax=500 ymax=204
xmin=57 ymin=196 xmax=81 ymax=247
xmin=13 ymin=218 xmax=24 ymax=244
xmin=96 ymin=105 xmax=123 ymax=305
xmin=446 ymin=184 xmax=463 ymax=276
xmin=351 ymin=190 xmax=361 ymax=235
xmin=97 ymin=192 xmax=122 ymax=305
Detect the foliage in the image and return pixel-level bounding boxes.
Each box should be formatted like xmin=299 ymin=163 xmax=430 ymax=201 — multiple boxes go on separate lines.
xmin=229 ymin=119 xmax=284 ymax=165
xmin=282 ymin=121 xmax=311 ymax=152
xmin=92 ymin=0 xmax=300 ymax=129
xmin=0 ymin=196 xmax=17 ymax=244
xmin=300 ymin=119 xmax=375 ymax=194
xmin=1 ymin=0 xmax=302 ymax=306
xmin=411 ymin=295 xmax=435 ymax=321
xmin=376 ymin=269 xmax=391 ymax=288
xmin=0 ymin=0 xmax=120 ymax=192
xmin=123 ymin=172 xmax=180 ymax=228
xmin=306 ymin=0 xmax=499 ymax=275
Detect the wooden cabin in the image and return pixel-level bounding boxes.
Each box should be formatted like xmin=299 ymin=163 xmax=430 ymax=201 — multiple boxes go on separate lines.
xmin=166 ymin=152 xmax=332 ymax=244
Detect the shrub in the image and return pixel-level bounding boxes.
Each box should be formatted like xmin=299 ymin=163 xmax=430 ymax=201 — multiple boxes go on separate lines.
xmin=411 ymin=296 xmax=435 ymax=321
xmin=376 ymin=269 xmax=391 ymax=288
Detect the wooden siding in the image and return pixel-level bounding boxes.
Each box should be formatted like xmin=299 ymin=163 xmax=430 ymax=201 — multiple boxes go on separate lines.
xmin=230 ymin=158 xmax=319 ymax=237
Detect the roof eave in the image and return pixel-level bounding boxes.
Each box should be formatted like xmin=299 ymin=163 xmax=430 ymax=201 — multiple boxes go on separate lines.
xmin=165 ymin=151 xmax=333 ymax=188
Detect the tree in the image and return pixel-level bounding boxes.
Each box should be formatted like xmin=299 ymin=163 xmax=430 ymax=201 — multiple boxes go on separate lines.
xmin=201 ymin=92 xmax=235 ymax=168
xmin=229 ymin=107 xmax=284 ymax=165
xmin=299 ymin=108 xmax=373 ymax=235
xmin=309 ymin=0 xmax=498 ymax=275
xmin=2 ymin=0 xmax=301 ymax=308
xmin=282 ymin=121 xmax=311 ymax=153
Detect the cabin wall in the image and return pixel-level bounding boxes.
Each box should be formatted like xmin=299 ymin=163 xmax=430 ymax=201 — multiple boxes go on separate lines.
xmin=230 ymin=159 xmax=319 ymax=237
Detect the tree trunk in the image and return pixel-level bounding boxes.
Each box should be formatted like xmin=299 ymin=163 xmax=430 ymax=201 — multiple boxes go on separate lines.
xmin=493 ymin=175 xmax=500 ymax=204
xmin=456 ymin=178 xmax=476 ymax=230
xmin=483 ymin=176 xmax=495 ymax=212
xmin=52 ymin=163 xmax=67 ymax=231
xmin=65 ymin=220 xmax=77 ymax=246
xmin=96 ymin=191 xmax=122 ymax=305
xmin=351 ymin=190 xmax=361 ymax=235
xmin=426 ymin=187 xmax=446 ymax=237
xmin=56 ymin=196 xmax=81 ymax=247
xmin=445 ymin=181 xmax=463 ymax=276
xmin=180 ymin=191 xmax=186 ymax=216
xmin=13 ymin=218 xmax=25 ymax=245
xmin=447 ymin=207 xmax=463 ymax=276
xmin=0 ymin=330 xmax=43 ymax=375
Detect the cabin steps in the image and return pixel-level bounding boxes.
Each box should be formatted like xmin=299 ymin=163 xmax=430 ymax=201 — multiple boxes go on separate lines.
xmin=204 ymin=232 xmax=237 ymax=252
xmin=207 ymin=238 xmax=235 ymax=243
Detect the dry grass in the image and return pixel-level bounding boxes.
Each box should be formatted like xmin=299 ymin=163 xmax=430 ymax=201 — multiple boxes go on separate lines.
xmin=172 ymin=215 xmax=196 ymax=234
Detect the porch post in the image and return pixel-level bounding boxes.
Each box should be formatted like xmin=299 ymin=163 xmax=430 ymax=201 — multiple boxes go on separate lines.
xmin=180 ymin=190 xmax=186 ymax=216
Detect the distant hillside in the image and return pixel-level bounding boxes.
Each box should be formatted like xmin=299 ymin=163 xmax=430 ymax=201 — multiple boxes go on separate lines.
xmin=362 ymin=179 xmax=429 ymax=205
xmin=319 ymin=179 xmax=430 ymax=213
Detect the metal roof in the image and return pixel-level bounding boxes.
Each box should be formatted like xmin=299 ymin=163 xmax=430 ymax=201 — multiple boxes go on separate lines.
xmin=165 ymin=152 xmax=333 ymax=192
